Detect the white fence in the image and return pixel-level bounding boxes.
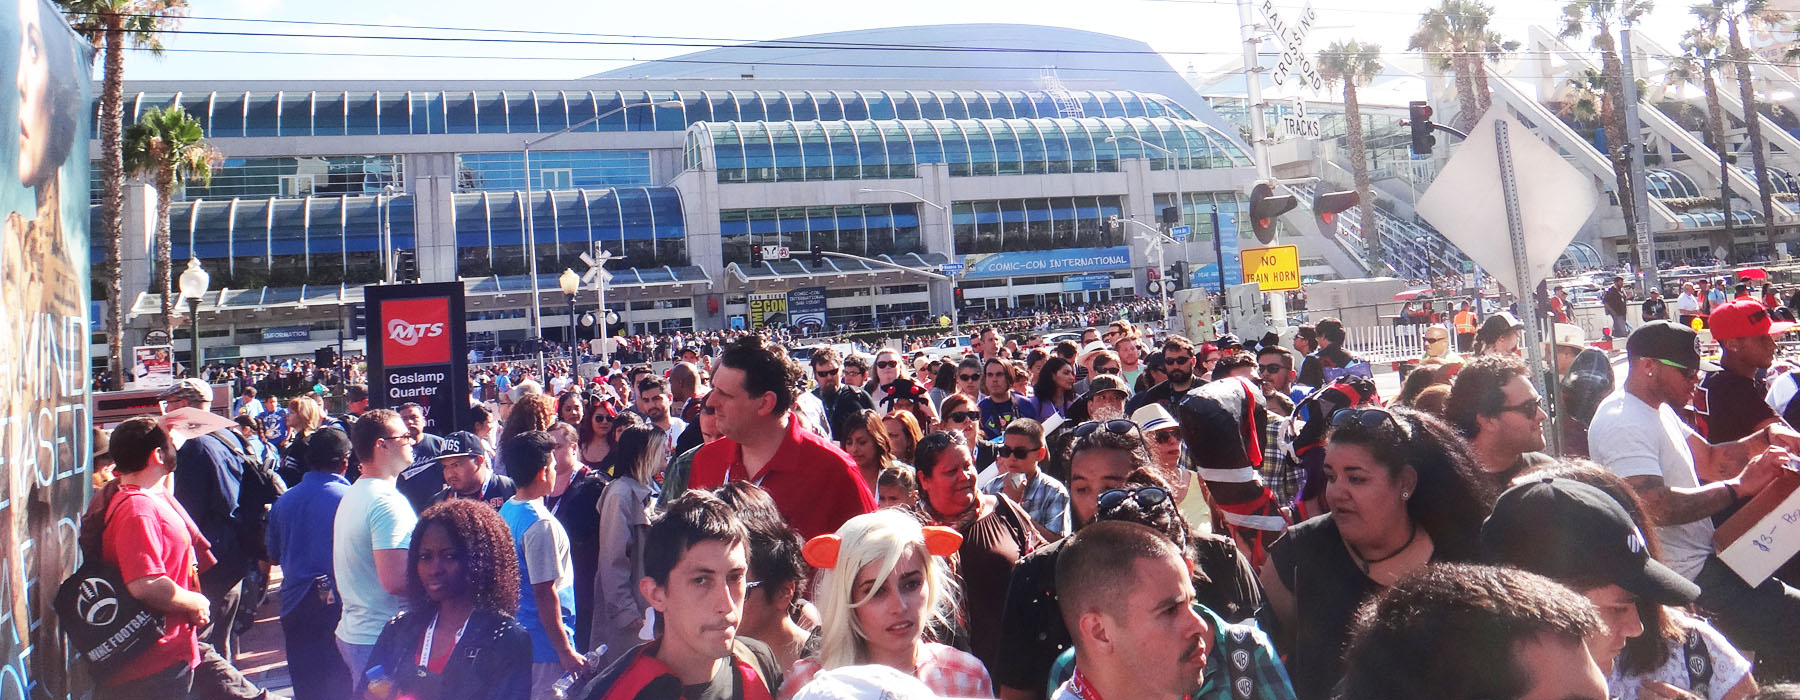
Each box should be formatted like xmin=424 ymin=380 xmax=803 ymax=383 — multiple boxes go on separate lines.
xmin=1341 ymin=323 xmax=1437 ymax=364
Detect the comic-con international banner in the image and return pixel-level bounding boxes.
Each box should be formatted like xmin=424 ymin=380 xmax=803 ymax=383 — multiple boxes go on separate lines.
xmin=0 ymin=0 xmax=93 ymax=696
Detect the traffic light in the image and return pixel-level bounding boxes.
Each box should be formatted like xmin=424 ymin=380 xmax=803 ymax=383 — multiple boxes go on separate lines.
xmin=750 ymin=245 xmax=764 ymax=267
xmin=953 ymin=285 xmax=967 ymax=309
xmin=1161 ymin=206 xmax=1181 ymax=225
xmin=810 ymin=244 xmax=824 ymax=267
xmin=316 ymin=346 xmax=338 ymax=367
xmin=1248 ymin=182 xmax=1298 ymax=245
xmin=395 ymin=249 xmax=417 ymax=281
xmin=349 ymin=303 xmax=367 ymax=340
xmin=1408 ymin=101 xmax=1436 ymax=155
xmin=1312 ymin=189 xmax=1360 ymax=232
xmin=1174 ymin=262 xmax=1189 ymax=290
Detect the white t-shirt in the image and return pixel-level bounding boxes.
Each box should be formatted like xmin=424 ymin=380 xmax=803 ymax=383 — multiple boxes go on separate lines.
xmin=517 ymin=501 xmax=574 ymax=589
xmin=332 ymin=476 xmax=418 ymax=645
xmin=1608 ymin=610 xmax=1751 ymax=700
xmin=1588 ymin=390 xmax=1714 ymax=579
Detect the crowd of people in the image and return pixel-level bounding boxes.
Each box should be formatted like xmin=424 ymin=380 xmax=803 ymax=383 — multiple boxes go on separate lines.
xmin=74 ymin=291 xmax=1800 ymax=700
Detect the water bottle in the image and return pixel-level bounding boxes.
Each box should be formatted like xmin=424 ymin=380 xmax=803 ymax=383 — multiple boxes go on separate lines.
xmin=550 ymin=647 xmax=608 ymax=700
xmin=364 ymin=664 xmax=395 ymax=700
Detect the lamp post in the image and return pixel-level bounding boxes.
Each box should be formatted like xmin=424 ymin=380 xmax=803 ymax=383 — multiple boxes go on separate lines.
xmin=179 ymin=258 xmax=210 ymax=377
xmin=559 ymin=268 xmax=580 ymax=368
xmin=523 ymin=100 xmax=681 ymax=378
xmin=857 ymin=188 xmax=958 ymax=332
xmin=1107 ymin=135 xmax=1184 ymax=327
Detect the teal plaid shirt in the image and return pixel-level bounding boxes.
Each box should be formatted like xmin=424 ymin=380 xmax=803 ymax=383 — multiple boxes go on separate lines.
xmin=1049 ymin=604 xmax=1297 ymax=700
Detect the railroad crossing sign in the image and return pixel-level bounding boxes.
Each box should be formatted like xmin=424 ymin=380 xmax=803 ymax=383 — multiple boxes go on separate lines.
xmin=760 ymin=245 xmax=792 ymax=261
xmin=1278 ymin=99 xmax=1322 ymax=140
xmin=1170 ymin=225 xmax=1192 ymax=242
xmin=580 ymin=245 xmax=618 ymax=288
xmin=1262 ymin=0 xmax=1324 ymax=91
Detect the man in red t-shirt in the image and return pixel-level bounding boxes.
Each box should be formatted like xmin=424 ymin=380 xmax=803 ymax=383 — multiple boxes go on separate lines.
xmin=95 ymin=417 xmax=212 ymax=697
xmin=688 ymin=335 xmax=874 ymax=538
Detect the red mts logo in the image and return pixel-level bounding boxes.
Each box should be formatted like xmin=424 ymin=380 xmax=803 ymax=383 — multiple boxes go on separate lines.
xmin=382 ymin=297 xmax=451 ymax=366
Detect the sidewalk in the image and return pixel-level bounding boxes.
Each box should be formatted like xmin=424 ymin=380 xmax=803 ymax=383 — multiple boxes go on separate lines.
xmin=236 ymin=567 xmax=293 ymax=698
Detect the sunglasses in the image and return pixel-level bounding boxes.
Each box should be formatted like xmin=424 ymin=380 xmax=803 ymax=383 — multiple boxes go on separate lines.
xmin=1097 ymin=487 xmax=1171 ymax=513
xmin=1095 ymin=365 xmax=1120 ymax=374
xmin=1331 ymin=408 xmax=1409 ymax=436
xmin=1149 ymin=429 xmax=1181 ymax=444
xmin=959 ymin=373 xmax=981 ymax=382
xmin=815 ymin=368 xmax=839 ymax=377
xmin=876 ymin=361 xmax=899 ymax=369
xmin=949 ymin=411 xmax=980 ymax=423
xmin=1655 ymin=358 xmax=1700 ymax=379
xmin=995 ymin=445 xmax=1040 ymax=459
xmin=1499 ymin=397 xmax=1543 ymax=416
xmin=1166 ymin=355 xmax=1194 ymax=366
xmin=1258 ymin=363 xmax=1288 ymax=374
xmin=1073 ymin=419 xmax=1142 ymax=439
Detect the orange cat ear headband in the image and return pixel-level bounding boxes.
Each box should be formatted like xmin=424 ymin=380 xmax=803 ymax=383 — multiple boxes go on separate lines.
xmin=801 ymin=526 xmax=964 ymax=569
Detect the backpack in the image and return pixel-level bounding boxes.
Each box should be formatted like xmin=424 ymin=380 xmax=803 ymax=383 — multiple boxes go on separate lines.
xmin=54 ymin=490 xmax=167 ymax=672
xmin=209 ymin=430 xmax=285 ymax=562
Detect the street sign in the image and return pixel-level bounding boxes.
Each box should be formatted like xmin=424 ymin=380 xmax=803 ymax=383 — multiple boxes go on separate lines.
xmin=1170 ymin=225 xmax=1192 ymax=242
xmin=760 ymin=245 xmax=792 ymax=261
xmin=939 ymin=262 xmax=966 ymax=276
xmin=1241 ymin=245 xmax=1302 ymax=291
xmin=1278 ymin=100 xmax=1322 ymax=140
xmin=1262 ymin=0 xmax=1324 ymax=91
xmin=580 ymin=246 xmax=617 ymax=288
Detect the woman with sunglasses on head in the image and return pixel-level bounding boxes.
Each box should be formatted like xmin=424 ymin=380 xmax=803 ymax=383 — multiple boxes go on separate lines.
xmin=361 ymin=499 xmax=533 ymax=700
xmin=1259 ymin=406 xmax=1493 ymax=700
xmin=779 ymin=510 xmax=993 ymax=700
xmin=842 ymin=409 xmax=901 ymax=494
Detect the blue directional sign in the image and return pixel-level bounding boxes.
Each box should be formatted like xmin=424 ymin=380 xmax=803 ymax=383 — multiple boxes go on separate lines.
xmin=939 ymin=262 xmax=966 ymax=276
xmin=1170 ymin=225 xmax=1192 ymax=242
xmin=1218 ymin=213 xmax=1243 ymax=288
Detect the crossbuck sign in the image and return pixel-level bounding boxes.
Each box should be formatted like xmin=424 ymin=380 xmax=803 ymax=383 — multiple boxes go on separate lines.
xmin=1262 ymin=0 xmax=1324 ymax=92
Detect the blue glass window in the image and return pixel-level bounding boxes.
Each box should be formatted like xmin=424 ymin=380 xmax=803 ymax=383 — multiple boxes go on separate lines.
xmin=759 ymin=92 xmax=789 ymax=122
xmin=802 ymin=123 xmax=831 ymax=181
xmin=743 ymin=125 xmax=775 ymax=183
xmin=816 ymin=92 xmax=845 ymax=122
xmin=789 ymin=92 xmax=817 ymax=122
xmin=994 ymin=121 xmax=1024 ymax=176
xmin=445 ymin=92 xmax=478 ymax=135
xmin=346 ymin=93 xmax=379 ymax=136
xmin=713 ymin=124 xmax=747 ymax=184
xmin=241 ymin=93 xmax=277 ymax=138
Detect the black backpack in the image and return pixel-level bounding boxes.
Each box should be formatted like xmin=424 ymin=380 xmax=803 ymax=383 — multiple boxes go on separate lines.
xmin=209 ymin=430 xmax=285 ymax=562
xmin=54 ymin=491 xmax=166 ymax=671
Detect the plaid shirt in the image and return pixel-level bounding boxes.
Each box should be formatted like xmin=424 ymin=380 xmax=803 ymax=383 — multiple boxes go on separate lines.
xmin=980 ymin=471 xmax=1071 ymax=537
xmin=783 ymin=642 xmax=996 ymax=698
xmin=1050 ymin=605 xmax=1295 ymax=700
xmin=1258 ymin=411 xmax=1302 ymax=508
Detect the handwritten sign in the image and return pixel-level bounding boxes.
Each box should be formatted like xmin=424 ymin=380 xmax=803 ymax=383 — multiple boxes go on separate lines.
xmin=1716 ymin=471 xmax=1800 ymax=586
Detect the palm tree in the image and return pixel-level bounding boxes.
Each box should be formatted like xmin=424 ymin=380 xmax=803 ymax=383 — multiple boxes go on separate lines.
xmin=1667 ymin=13 xmax=1733 ymax=242
xmin=1722 ymin=0 xmax=1782 ymax=246
xmin=56 ymin=0 xmax=187 ymax=390
xmin=1409 ymin=0 xmax=1514 ymax=131
xmin=1319 ymin=40 xmax=1384 ymax=273
xmin=1560 ymin=0 xmax=1652 ymax=252
xmin=124 ymin=106 xmax=217 ymax=341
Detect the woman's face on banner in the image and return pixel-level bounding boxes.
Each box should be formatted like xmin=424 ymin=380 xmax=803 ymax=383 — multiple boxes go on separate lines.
xmin=16 ymin=0 xmax=51 ymax=186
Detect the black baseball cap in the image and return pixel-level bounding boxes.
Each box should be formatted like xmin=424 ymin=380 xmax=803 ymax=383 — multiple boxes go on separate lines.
xmin=425 ymin=431 xmax=490 ymax=464
xmin=1625 ymin=320 xmax=1721 ymax=373
xmin=1482 ymin=478 xmax=1698 ymax=605
xmin=305 ymin=428 xmax=353 ymax=470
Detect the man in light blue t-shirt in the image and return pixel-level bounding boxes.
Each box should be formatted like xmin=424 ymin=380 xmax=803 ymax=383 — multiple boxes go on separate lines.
xmin=498 ymin=430 xmax=581 ymax=698
xmin=332 ymin=409 xmax=418 ymax=681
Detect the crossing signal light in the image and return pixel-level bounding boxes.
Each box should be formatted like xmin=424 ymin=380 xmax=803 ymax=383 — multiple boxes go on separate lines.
xmin=953 ymin=285 xmax=967 ymax=309
xmin=1173 ymin=261 xmax=1189 ymax=290
xmin=1248 ymin=183 xmax=1298 ymax=245
xmin=1313 ymin=190 xmax=1360 ymax=231
xmin=750 ymin=245 xmax=764 ymax=267
xmin=810 ymin=244 xmax=824 ymax=267
xmin=1409 ymin=101 xmax=1437 ymax=155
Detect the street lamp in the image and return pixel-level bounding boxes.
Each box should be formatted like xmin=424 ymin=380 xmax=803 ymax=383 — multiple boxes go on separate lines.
xmin=523 ymin=100 xmax=681 ymax=377
xmin=179 ymin=258 xmax=210 ymax=376
xmin=559 ymin=268 xmax=580 ymax=367
xmin=857 ymin=188 xmax=959 ymax=332
xmin=1107 ymin=135 xmax=1185 ymax=329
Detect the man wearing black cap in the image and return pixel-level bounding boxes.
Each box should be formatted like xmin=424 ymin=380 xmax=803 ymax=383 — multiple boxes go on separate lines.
xmin=264 ymin=427 xmax=353 ymax=699
xmin=1296 ymin=318 xmax=1357 ymax=388
xmin=429 ymin=431 xmax=516 ymax=509
xmin=1589 ymin=320 xmax=1800 ymax=675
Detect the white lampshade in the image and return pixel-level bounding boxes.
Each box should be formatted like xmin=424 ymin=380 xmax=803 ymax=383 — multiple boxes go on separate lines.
xmin=558 ymin=268 xmax=580 ymax=296
xmin=179 ymin=259 xmax=210 ymax=301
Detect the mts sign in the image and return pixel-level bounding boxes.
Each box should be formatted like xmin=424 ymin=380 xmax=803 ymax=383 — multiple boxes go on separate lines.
xmin=381 ymin=297 xmax=451 ymax=366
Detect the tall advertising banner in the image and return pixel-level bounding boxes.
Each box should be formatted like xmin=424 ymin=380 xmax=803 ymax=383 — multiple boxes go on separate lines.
xmin=749 ymin=292 xmax=788 ymax=329
xmin=0 ymin=1 xmax=93 ymax=694
xmin=366 ymin=282 xmax=470 ymax=435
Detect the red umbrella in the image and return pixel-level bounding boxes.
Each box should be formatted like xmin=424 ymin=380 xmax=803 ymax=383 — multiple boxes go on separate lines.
xmin=1738 ymin=267 xmax=1769 ymax=280
xmin=1393 ymin=288 xmax=1433 ymax=301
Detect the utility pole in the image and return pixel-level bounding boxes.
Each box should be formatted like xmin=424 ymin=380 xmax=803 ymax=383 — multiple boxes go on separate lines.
xmin=1238 ymin=0 xmax=1289 ymax=329
xmin=1620 ymin=28 xmax=1658 ymax=292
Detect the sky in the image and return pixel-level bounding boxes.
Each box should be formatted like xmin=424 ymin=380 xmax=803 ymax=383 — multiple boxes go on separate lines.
xmin=100 ymin=0 xmax=1752 ymax=85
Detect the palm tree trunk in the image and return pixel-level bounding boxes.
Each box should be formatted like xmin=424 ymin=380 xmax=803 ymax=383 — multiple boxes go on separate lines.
xmin=156 ymin=168 xmax=173 ymax=340
xmin=1454 ymin=53 xmax=1481 ymax=132
xmin=1597 ymin=29 xmax=1640 ymax=249
xmin=100 ymin=19 xmax=125 ymax=391
xmin=1346 ymin=80 xmax=1377 ymax=274
xmin=1473 ymin=57 xmax=1494 ymax=117
xmin=1706 ymin=70 xmax=1733 ymax=240
xmin=1729 ymin=15 xmax=1776 ymax=249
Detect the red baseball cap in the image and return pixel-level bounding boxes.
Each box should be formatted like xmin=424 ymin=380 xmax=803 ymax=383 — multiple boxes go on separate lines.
xmin=1709 ymin=299 xmax=1795 ymax=340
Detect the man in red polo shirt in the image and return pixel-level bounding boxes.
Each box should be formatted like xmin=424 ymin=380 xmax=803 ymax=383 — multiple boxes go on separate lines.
xmin=689 ymin=335 xmax=874 ymax=538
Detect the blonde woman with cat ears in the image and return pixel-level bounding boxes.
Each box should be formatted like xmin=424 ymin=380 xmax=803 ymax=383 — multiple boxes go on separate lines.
xmin=777 ymin=510 xmax=995 ymax=699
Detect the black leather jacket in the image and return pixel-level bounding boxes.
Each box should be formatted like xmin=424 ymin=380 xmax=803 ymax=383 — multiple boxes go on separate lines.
xmin=363 ymin=608 xmax=534 ymax=700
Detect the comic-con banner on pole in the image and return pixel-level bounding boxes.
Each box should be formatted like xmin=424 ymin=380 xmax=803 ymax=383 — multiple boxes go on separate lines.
xmin=750 ymin=292 xmax=788 ymax=329
xmin=365 ymin=282 xmax=471 ymax=435
xmin=788 ymin=287 xmax=827 ymax=333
